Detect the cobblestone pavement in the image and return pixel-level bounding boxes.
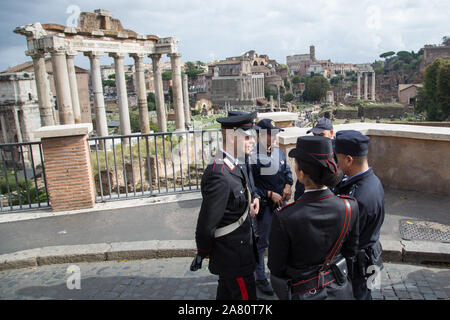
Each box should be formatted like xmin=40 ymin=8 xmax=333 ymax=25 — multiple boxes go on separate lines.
xmin=0 ymin=258 xmax=449 ymax=300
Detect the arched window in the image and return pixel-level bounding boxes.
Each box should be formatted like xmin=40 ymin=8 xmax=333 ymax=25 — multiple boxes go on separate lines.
xmin=253 ymin=61 xmax=258 ymax=66
xmin=260 ymin=62 xmax=265 ymax=66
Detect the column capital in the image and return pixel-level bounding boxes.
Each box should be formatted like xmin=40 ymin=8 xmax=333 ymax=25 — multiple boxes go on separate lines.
xmin=168 ymin=52 xmax=182 ymax=59
xmin=84 ymin=51 xmax=104 ymax=59
xmin=28 ymin=51 xmax=46 ymax=59
xmin=66 ymin=51 xmax=78 ymax=58
xmin=50 ymin=49 xmax=67 ymax=56
xmin=149 ymin=53 xmax=162 ymax=60
xmin=109 ymin=52 xmax=126 ymax=59
xmin=130 ymin=53 xmax=146 ymax=60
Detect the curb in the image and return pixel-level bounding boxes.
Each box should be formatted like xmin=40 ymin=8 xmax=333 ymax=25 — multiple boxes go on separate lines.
xmin=0 ymin=240 xmax=196 ymax=271
xmin=1 ymin=239 xmax=449 ymax=271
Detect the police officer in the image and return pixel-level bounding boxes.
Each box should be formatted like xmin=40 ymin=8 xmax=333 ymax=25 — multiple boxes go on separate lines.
xmin=193 ymin=111 xmax=260 ymax=300
xmin=294 ymin=117 xmax=335 ymax=200
xmin=250 ymin=119 xmax=293 ymax=296
xmin=334 ymin=130 xmax=385 ymax=300
xmin=268 ymin=136 xmax=359 ymax=300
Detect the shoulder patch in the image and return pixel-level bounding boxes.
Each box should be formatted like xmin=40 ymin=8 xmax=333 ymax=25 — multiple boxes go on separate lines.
xmin=276 ymin=201 xmax=297 ymax=214
xmin=223 ymin=158 xmax=235 ymax=171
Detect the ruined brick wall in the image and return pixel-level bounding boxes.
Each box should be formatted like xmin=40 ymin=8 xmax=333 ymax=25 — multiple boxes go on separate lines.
xmin=78 ymin=11 xmax=124 ymax=32
xmin=42 ymin=134 xmax=96 ymax=211
xmin=334 ymin=108 xmax=359 ymax=119
xmin=423 ymin=46 xmax=450 ymax=67
xmin=359 ymin=105 xmax=406 ymax=119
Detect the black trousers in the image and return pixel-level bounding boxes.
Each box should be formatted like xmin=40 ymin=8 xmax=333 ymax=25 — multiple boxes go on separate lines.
xmin=352 ymin=274 xmax=372 ymax=300
xmin=216 ymin=274 xmax=257 ymax=300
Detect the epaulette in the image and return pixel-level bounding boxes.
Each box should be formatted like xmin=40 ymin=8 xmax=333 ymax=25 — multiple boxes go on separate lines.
xmin=276 ymin=201 xmax=297 ymax=214
xmin=211 ymin=159 xmax=225 ymax=173
xmin=337 ymin=195 xmax=356 ymax=201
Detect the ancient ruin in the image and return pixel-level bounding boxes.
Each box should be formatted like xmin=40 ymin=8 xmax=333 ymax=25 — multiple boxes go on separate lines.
xmin=14 ymin=9 xmax=190 ymax=138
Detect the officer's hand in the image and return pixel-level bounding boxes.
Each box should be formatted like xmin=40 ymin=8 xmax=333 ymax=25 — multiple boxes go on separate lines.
xmin=190 ymin=254 xmax=204 ymax=272
xmin=282 ymin=185 xmax=292 ymax=201
xmin=250 ymin=198 xmax=260 ymax=218
xmin=271 ymin=192 xmax=283 ymax=207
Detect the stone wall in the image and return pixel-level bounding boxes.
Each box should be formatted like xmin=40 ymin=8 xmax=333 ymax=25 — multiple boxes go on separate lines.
xmin=334 ymin=108 xmax=358 ymax=119
xmin=368 ymin=135 xmax=450 ymax=196
xmin=359 ymin=105 xmax=406 ymax=119
xmin=278 ymin=123 xmax=450 ymax=197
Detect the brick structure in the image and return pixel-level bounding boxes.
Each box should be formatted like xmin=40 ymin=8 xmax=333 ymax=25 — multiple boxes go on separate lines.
xmin=35 ymin=124 xmax=96 ymax=211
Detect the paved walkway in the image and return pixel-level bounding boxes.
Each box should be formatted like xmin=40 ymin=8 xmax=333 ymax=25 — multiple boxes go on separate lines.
xmin=0 ymin=258 xmax=449 ymax=300
xmin=0 ymin=188 xmax=448 ymax=255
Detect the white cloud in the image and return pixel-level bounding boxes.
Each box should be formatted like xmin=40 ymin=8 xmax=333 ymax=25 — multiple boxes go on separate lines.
xmin=0 ymin=0 xmax=449 ymax=71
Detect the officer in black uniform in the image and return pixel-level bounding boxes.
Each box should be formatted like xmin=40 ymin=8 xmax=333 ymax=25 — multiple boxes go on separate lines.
xmin=268 ymin=136 xmax=360 ymax=300
xmin=193 ymin=111 xmax=260 ymax=300
xmin=294 ymin=117 xmax=335 ymax=200
xmin=250 ymin=118 xmax=293 ymax=296
xmin=334 ymin=130 xmax=385 ymax=300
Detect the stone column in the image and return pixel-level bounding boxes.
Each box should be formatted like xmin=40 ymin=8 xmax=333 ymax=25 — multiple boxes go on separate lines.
xmin=240 ymin=78 xmax=244 ymax=101
xmin=371 ymin=72 xmax=376 ymax=101
xmin=364 ymin=72 xmax=368 ymax=100
xmin=110 ymin=53 xmax=131 ymax=136
xmin=270 ymin=95 xmax=274 ymax=112
xmin=182 ymin=74 xmax=191 ymax=128
xmin=131 ymin=54 xmax=150 ymax=134
xmin=277 ymin=85 xmax=281 ymax=108
xmin=357 ymin=71 xmax=361 ymax=100
xmin=30 ymin=53 xmax=54 ymax=126
xmin=150 ymin=54 xmax=167 ymax=132
xmin=169 ymin=53 xmax=185 ymax=131
xmin=13 ymin=107 xmax=23 ymax=142
xmin=0 ymin=114 xmax=8 ymax=143
xmin=85 ymin=52 xmax=108 ymax=138
xmin=66 ymin=52 xmax=82 ymax=124
xmin=51 ymin=50 xmax=74 ymax=124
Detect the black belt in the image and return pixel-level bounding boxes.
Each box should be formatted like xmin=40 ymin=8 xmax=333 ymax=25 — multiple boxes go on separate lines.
xmin=290 ymin=269 xmax=337 ymax=296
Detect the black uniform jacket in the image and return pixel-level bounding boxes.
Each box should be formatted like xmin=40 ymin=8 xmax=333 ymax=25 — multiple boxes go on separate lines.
xmin=268 ymin=188 xmax=359 ymax=281
xmin=334 ymin=168 xmax=385 ymax=250
xmin=195 ymin=153 xmax=256 ymax=278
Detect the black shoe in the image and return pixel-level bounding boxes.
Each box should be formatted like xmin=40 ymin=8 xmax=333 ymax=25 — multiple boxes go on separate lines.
xmin=256 ymin=279 xmax=274 ymax=296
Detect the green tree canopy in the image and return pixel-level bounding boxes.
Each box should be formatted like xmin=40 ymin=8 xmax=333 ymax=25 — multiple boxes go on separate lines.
xmin=284 ymin=93 xmax=294 ymax=102
xmin=264 ymin=87 xmax=277 ymax=100
xmin=380 ymin=51 xmax=395 ymax=59
xmin=417 ymin=59 xmax=450 ymax=121
xmin=302 ymin=75 xmax=330 ymax=102
xmin=162 ymin=71 xmax=172 ymax=81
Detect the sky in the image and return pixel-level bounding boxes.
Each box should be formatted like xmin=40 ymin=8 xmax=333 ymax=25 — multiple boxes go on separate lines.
xmin=0 ymin=0 xmax=449 ymax=71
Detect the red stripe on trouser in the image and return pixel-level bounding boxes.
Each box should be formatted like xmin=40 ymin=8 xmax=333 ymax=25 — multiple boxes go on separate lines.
xmin=236 ymin=277 xmax=248 ymax=300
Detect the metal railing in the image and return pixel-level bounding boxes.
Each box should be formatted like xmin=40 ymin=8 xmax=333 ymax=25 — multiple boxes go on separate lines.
xmin=88 ymin=129 xmax=222 ymax=202
xmin=0 ymin=141 xmax=50 ymax=212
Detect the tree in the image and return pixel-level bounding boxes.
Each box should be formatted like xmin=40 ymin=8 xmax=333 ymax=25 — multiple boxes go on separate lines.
xmin=292 ymin=76 xmax=301 ymax=84
xmin=162 ymin=71 xmax=172 ymax=81
xmin=437 ymin=60 xmax=450 ymax=119
xmin=264 ymin=87 xmax=277 ymax=100
xmin=284 ymin=93 xmax=294 ymax=102
xmin=417 ymin=59 xmax=450 ymax=121
xmin=380 ymin=51 xmax=395 ymax=59
xmin=442 ymin=36 xmax=450 ymax=46
xmin=302 ymin=75 xmax=330 ymax=102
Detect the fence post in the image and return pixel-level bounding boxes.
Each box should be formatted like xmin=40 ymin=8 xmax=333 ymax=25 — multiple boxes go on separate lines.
xmin=34 ymin=124 xmax=96 ymax=211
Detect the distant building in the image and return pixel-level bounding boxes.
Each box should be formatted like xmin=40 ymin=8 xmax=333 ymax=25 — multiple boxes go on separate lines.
xmin=1 ymin=59 xmax=91 ymax=124
xmin=422 ymin=45 xmax=450 ymax=70
xmin=398 ymin=83 xmax=423 ymax=107
xmin=207 ymin=55 xmax=264 ymax=107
